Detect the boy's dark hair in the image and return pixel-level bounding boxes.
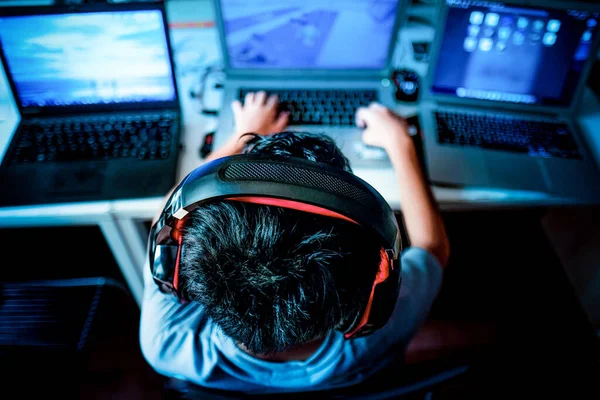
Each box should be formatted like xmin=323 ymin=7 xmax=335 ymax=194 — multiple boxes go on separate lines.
xmin=179 ymin=132 xmax=382 ymax=355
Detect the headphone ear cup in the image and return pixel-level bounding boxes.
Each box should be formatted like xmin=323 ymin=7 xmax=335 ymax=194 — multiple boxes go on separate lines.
xmin=366 ymin=269 xmax=401 ymax=330
xmin=342 ymin=249 xmax=399 ymax=339
xmin=152 ymin=243 xmax=179 ymax=294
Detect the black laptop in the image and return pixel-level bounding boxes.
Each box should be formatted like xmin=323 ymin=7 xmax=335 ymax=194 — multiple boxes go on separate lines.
xmin=0 ymin=1 xmax=181 ymax=207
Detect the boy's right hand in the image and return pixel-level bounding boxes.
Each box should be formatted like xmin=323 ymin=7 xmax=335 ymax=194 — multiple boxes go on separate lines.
xmin=355 ymin=103 xmax=414 ymax=156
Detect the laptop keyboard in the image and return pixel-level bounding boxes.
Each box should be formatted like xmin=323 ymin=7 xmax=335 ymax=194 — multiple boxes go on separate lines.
xmin=238 ymin=89 xmax=378 ymax=126
xmin=435 ymin=111 xmax=582 ymax=160
xmin=12 ymin=112 xmax=179 ymax=164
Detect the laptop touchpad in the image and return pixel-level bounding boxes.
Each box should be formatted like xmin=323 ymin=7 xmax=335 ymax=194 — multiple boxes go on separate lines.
xmin=46 ymin=165 xmax=105 ymax=195
xmin=485 ymin=157 xmax=550 ymax=193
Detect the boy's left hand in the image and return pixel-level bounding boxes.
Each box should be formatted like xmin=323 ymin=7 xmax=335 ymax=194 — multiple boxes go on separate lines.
xmin=231 ymin=91 xmax=289 ymax=143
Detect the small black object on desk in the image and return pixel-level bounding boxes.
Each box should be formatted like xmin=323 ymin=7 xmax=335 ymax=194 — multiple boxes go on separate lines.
xmin=392 ymin=69 xmax=420 ymax=102
xmin=412 ymin=41 xmax=431 ymax=63
xmin=200 ymin=132 xmax=215 ymax=159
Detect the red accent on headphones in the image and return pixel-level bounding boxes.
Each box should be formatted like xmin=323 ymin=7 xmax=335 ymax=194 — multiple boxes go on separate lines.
xmin=172 ymin=219 xmax=186 ymax=292
xmin=226 ymin=196 xmax=359 ymax=225
xmin=174 ymin=235 xmax=183 ymax=291
xmin=172 ymin=219 xmax=185 ymax=241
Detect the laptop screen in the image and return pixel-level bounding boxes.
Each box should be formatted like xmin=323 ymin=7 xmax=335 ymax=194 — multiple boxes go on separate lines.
xmin=219 ymin=0 xmax=399 ymax=70
xmin=431 ymin=0 xmax=599 ymax=107
xmin=0 ymin=10 xmax=177 ymax=109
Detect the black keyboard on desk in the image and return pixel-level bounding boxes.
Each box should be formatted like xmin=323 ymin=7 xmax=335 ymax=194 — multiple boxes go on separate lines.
xmin=12 ymin=112 xmax=178 ymax=165
xmin=238 ymin=88 xmax=377 ymax=126
xmin=435 ymin=111 xmax=581 ymax=160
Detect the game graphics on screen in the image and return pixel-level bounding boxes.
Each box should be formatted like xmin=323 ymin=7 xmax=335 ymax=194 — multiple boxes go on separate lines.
xmin=220 ymin=0 xmax=398 ymax=69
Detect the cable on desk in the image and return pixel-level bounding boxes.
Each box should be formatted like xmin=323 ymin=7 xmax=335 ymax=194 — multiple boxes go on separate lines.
xmin=189 ymin=63 xmax=225 ymax=116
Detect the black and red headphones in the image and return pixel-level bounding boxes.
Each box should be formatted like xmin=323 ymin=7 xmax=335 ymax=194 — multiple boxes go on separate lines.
xmin=148 ymin=154 xmax=404 ymax=339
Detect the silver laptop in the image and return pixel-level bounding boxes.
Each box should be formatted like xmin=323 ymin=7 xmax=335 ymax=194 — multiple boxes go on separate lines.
xmin=420 ymin=0 xmax=600 ymax=201
xmin=0 ymin=2 xmax=181 ymax=207
xmin=212 ymin=0 xmax=408 ymax=167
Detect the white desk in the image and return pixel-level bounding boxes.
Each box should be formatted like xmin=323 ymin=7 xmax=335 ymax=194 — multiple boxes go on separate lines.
xmin=1 ymin=0 xmax=599 ymax=306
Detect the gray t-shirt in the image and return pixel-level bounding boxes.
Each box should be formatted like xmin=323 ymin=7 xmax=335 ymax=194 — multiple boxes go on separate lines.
xmin=140 ymin=247 xmax=443 ymax=393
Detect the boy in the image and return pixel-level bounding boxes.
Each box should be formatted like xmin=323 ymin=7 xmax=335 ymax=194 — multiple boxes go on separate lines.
xmin=140 ymin=91 xmax=450 ymax=393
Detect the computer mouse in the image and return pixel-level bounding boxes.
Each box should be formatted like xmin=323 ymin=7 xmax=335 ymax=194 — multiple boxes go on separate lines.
xmin=392 ymin=69 xmax=420 ymax=102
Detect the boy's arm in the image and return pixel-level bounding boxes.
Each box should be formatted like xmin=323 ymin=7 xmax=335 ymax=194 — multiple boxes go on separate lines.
xmin=356 ymin=103 xmax=450 ymax=267
xmin=355 ymin=104 xmax=448 ymax=354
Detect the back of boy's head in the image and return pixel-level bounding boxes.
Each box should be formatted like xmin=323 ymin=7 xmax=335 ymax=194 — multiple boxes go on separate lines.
xmin=179 ymin=132 xmax=383 ymax=355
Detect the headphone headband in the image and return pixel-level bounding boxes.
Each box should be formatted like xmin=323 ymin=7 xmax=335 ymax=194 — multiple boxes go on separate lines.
xmin=149 ymin=154 xmax=404 ymax=338
xmin=163 ymin=155 xmax=400 ymax=249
